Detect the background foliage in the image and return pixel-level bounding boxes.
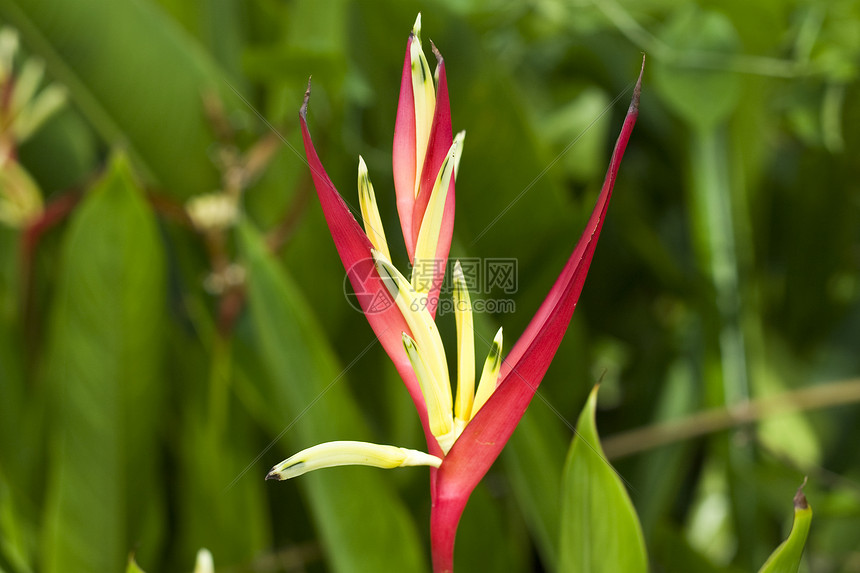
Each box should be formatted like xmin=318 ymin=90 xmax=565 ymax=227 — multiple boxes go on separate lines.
xmin=1 ymin=0 xmax=859 ymax=571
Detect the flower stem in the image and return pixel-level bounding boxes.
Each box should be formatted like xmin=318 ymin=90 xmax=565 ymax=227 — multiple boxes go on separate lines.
xmin=430 ymin=490 xmax=469 ymax=573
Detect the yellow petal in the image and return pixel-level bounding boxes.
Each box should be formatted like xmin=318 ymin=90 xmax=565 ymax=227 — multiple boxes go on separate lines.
xmin=410 ymin=13 xmax=436 ymax=198
xmin=266 ymin=440 xmax=442 ymax=480
xmin=402 ymin=333 xmax=456 ymax=451
xmin=471 ymin=326 xmax=503 ymax=419
xmin=373 ymin=250 xmax=451 ymax=395
xmin=357 ymin=156 xmax=391 ymax=261
xmin=411 ymin=131 xmax=465 ymax=294
xmin=452 ymin=261 xmax=476 ymax=424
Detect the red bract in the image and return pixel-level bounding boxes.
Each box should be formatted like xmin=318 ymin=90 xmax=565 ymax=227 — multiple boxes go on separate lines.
xmin=273 ymin=14 xmax=644 ymax=573
xmin=430 ymin=64 xmax=643 ymax=570
xmin=299 ymin=84 xmax=438 ymax=454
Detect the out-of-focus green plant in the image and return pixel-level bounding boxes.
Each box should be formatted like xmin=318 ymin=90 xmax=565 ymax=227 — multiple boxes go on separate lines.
xmin=0 ymin=0 xmax=857 ymax=571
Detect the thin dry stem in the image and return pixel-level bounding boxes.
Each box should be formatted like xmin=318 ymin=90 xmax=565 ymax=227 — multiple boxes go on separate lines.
xmin=603 ymin=378 xmax=860 ymax=459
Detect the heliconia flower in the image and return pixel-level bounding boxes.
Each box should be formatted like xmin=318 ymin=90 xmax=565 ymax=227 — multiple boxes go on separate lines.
xmin=270 ymin=13 xmax=644 ymax=573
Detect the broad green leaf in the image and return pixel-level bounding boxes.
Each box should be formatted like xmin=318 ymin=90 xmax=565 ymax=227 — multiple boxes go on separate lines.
xmin=560 ymin=385 xmax=647 ymax=573
xmin=0 ymin=0 xmax=231 ymax=198
xmin=237 ymin=221 xmax=427 ymax=573
xmin=42 ymin=154 xmax=166 ymax=572
xmin=758 ymin=485 xmax=813 ymax=573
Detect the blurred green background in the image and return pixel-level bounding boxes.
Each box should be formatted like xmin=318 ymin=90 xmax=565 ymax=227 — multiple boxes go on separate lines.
xmin=1 ymin=0 xmax=859 ymax=571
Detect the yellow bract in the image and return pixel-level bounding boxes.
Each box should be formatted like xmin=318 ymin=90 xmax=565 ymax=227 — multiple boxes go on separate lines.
xmin=471 ymin=327 xmax=504 ymax=419
xmin=358 ymin=156 xmax=391 ymax=261
xmin=409 ymin=13 xmax=436 ymax=199
xmin=268 ymin=441 xmax=442 ymax=481
xmin=452 ymin=261 xmax=476 ymax=426
xmin=411 ymin=131 xmax=465 ymax=295
xmin=402 ymin=333 xmax=457 ymax=452
xmin=373 ymin=250 xmax=451 ymax=395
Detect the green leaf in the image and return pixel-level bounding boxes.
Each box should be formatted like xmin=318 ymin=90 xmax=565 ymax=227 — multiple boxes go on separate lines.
xmin=42 ymin=154 xmax=166 ymax=572
xmin=559 ymin=385 xmax=648 ymax=573
xmin=0 ymin=0 xmax=231 ymax=198
xmin=236 ymin=221 xmax=427 ymax=573
xmin=758 ymin=484 xmax=813 ymax=573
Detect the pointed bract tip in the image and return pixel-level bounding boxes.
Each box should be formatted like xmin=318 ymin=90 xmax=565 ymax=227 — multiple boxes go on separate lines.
xmin=300 ymin=77 xmax=312 ymax=119
xmin=412 ymin=13 xmax=422 ymax=39
xmin=794 ymin=477 xmax=809 ymax=510
xmin=430 ymin=40 xmax=444 ymax=66
xmin=631 ymin=55 xmax=645 ymax=113
xmin=265 ymin=469 xmax=281 ymax=481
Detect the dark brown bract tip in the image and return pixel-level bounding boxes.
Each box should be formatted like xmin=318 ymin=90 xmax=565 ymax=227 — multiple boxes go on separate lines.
xmin=300 ymin=76 xmax=312 ymax=119
xmin=431 ymin=40 xmax=444 ymax=66
xmin=794 ymin=476 xmax=809 ymax=510
xmin=631 ymin=54 xmax=645 ymax=114
xmin=265 ymin=469 xmax=281 ymax=481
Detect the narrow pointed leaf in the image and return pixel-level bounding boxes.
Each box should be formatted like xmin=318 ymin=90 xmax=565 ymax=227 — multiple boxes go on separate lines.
xmin=300 ymin=87 xmax=433 ymax=440
xmin=757 ymin=484 xmax=813 ymax=573
xmin=559 ymin=386 xmax=647 ymax=573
